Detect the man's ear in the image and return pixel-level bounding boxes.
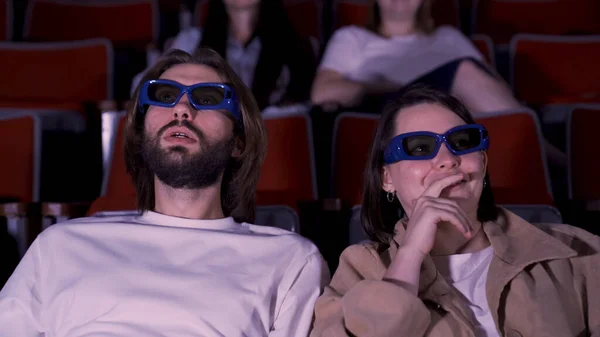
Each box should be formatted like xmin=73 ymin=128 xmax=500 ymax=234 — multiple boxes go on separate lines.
xmin=381 ymin=165 xmax=395 ymax=193
xmin=231 ymin=137 xmax=243 ymax=158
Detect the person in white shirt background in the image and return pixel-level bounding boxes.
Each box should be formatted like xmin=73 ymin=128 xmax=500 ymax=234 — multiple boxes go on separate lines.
xmin=0 ymin=48 xmax=329 ymax=337
xmin=311 ymin=0 xmax=520 ymax=114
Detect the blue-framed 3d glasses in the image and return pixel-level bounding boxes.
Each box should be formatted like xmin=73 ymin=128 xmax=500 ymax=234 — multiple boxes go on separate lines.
xmin=384 ymin=124 xmax=490 ymax=164
xmin=138 ymin=79 xmax=242 ymax=121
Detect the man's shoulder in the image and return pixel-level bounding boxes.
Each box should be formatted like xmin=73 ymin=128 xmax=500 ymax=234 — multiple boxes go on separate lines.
xmin=243 ymin=223 xmax=320 ymax=255
xmin=57 ymin=214 xmax=138 ymax=226
xmin=40 ymin=215 xmax=138 ymax=236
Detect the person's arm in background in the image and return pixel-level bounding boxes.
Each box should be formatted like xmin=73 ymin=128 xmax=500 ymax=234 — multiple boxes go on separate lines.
xmin=311 ymin=70 xmax=400 ymax=109
xmin=310 ymin=28 xmax=400 ymax=109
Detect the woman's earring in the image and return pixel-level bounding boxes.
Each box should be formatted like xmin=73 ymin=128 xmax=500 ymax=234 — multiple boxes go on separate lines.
xmin=387 ymin=191 xmax=396 ymax=203
xmin=483 ymin=179 xmax=487 ymax=188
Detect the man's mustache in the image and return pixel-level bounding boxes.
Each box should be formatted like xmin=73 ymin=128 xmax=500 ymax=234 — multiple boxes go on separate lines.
xmin=157 ymin=120 xmax=204 ymax=141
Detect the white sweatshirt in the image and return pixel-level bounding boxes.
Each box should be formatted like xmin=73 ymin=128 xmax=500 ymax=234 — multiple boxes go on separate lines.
xmin=0 ymin=211 xmax=329 ymax=337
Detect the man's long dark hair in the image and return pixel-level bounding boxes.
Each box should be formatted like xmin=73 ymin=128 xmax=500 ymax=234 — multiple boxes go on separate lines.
xmin=126 ymin=48 xmax=268 ymax=223
xmin=199 ymin=0 xmax=316 ymax=109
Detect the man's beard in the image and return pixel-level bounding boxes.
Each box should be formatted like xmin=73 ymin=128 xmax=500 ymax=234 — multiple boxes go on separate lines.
xmin=142 ymin=120 xmax=235 ymax=189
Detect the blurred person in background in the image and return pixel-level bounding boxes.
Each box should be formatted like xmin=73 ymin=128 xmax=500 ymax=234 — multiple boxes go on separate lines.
xmin=311 ymin=0 xmax=519 ymax=114
xmin=133 ymin=0 xmax=317 ymax=110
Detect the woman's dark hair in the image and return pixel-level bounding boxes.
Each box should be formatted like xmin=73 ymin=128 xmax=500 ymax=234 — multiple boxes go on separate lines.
xmin=126 ymin=48 xmax=267 ymax=224
xmin=199 ymin=0 xmax=316 ymax=109
xmin=367 ymin=0 xmax=435 ymax=35
xmin=361 ymin=84 xmax=498 ymax=244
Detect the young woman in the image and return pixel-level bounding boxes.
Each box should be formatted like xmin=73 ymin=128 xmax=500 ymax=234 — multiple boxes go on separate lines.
xmin=310 ymin=85 xmax=600 ymax=337
xmin=132 ymin=0 xmax=316 ymax=110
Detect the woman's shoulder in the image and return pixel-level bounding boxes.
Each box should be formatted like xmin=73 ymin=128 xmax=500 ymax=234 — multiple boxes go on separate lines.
xmin=535 ymin=222 xmax=600 ymax=255
xmin=500 ymin=207 xmax=600 ymax=256
xmin=430 ymin=25 xmax=470 ymax=42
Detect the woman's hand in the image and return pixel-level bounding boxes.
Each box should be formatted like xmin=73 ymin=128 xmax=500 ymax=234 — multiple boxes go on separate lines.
xmin=402 ymin=173 xmax=473 ymax=256
xmin=383 ymin=174 xmax=472 ymax=295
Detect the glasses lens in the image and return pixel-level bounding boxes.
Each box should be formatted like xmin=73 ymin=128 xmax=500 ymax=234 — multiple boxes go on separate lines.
xmin=402 ymin=135 xmax=438 ymax=157
xmin=147 ymin=82 xmax=181 ymax=104
xmin=191 ymin=87 xmax=225 ymax=106
xmin=447 ymin=128 xmax=482 ymax=152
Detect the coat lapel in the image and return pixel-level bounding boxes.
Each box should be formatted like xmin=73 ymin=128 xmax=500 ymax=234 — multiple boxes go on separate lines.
xmin=484 ymin=208 xmax=577 ymax=334
xmin=387 ymin=207 xmax=577 ymax=336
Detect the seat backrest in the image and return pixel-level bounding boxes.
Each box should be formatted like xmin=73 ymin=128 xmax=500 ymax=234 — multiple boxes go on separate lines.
xmin=334 ymin=0 xmax=368 ymax=28
xmin=475 ymin=109 xmax=554 ymax=205
xmin=348 ymin=204 xmax=368 ymax=245
xmin=255 ymin=205 xmax=299 ymax=232
xmin=24 ymin=0 xmax=157 ymax=49
xmin=284 ymin=0 xmax=321 ymax=41
xmin=501 ymin=204 xmax=563 ymax=224
xmin=87 ymin=195 xmax=138 ymax=217
xmin=194 ymin=0 xmax=209 ymax=26
xmin=473 ymin=0 xmax=600 ymax=45
xmin=0 ymin=39 xmax=113 ymax=104
xmin=331 ymin=112 xmax=379 ymax=206
xmin=335 ymin=0 xmax=459 ymax=28
xmin=471 ymin=34 xmax=495 ymax=67
xmin=0 ymin=114 xmax=41 ymax=203
xmin=0 ymin=0 xmax=12 ymax=41
xmin=104 ymin=115 xmax=137 ymax=198
xmin=257 ymin=111 xmax=317 ymax=208
xmin=567 ymin=105 xmax=600 ymax=200
xmin=510 ymin=34 xmax=600 ymax=106
xmin=105 ymin=110 xmax=317 ymax=209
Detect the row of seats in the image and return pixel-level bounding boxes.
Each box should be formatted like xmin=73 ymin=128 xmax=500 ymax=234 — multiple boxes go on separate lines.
xmin=0 ymin=1 xmax=596 ymax=109
xmin=6 ymin=105 xmax=595 ymax=258
xmin=471 ymin=0 xmax=600 ymax=45
xmin=3 ymin=106 xmax=598 ymax=210
xmin=0 ymin=39 xmax=113 ymax=107
xmin=1 ymin=0 xmax=599 ymax=46
xmin=0 ymin=0 xmax=157 ymax=48
xmin=0 ymin=34 xmax=597 ymax=113
xmin=101 ymin=108 xmax=558 ymax=211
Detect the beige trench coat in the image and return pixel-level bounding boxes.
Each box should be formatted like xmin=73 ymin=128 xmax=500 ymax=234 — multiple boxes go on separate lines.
xmin=310 ymin=208 xmax=600 ymax=337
